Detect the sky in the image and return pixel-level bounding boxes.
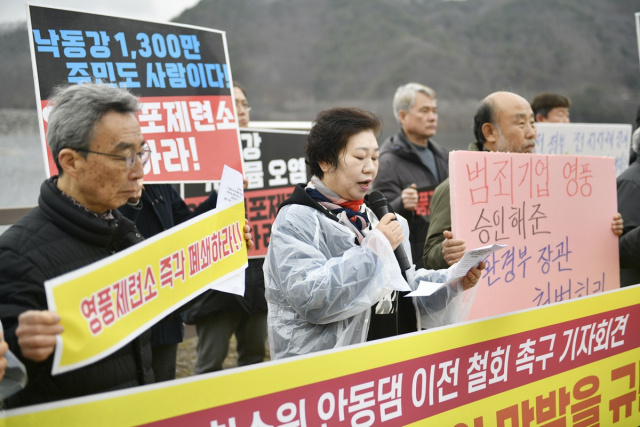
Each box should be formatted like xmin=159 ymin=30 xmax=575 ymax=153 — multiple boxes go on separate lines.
xmin=0 ymin=0 xmax=201 ymax=25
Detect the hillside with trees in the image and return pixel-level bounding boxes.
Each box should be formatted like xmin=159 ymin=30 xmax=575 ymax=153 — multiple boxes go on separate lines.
xmin=1 ymin=0 xmax=638 ymax=136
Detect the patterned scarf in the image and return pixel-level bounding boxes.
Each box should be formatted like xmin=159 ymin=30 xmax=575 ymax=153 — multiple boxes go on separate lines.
xmin=307 ymin=177 xmax=395 ymax=313
xmin=306 ymin=177 xmax=370 ymax=242
xmin=52 ymin=176 xmax=115 ymax=221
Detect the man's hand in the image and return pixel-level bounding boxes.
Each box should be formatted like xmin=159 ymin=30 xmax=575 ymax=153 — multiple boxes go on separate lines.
xmin=612 ymin=213 xmax=623 ymax=237
xmin=442 ymin=230 xmax=466 ymax=266
xmin=462 ymin=261 xmax=485 ymax=290
xmin=243 ymin=178 xmax=249 ymax=190
xmin=16 ymin=310 xmax=63 ymax=362
xmin=401 ymin=183 xmax=419 ymax=211
xmin=376 ymin=213 xmax=404 ymax=250
xmin=0 ymin=333 xmax=8 ymax=381
xmin=244 ymin=219 xmax=254 ymax=251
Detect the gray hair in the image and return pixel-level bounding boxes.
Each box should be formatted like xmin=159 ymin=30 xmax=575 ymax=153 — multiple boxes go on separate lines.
xmin=46 ymin=83 xmax=140 ymax=172
xmin=633 ymin=128 xmax=640 ymax=154
xmin=392 ymin=83 xmax=437 ymax=122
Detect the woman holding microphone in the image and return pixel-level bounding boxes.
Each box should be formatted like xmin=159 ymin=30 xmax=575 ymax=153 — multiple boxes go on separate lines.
xmin=264 ymin=107 xmax=483 ymax=360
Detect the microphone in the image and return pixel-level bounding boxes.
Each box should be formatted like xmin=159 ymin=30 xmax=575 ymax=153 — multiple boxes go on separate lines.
xmin=368 ymin=191 xmax=412 ymax=272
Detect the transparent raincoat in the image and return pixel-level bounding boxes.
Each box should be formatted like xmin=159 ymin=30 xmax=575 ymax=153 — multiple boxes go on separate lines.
xmin=264 ymin=201 xmax=473 ymax=360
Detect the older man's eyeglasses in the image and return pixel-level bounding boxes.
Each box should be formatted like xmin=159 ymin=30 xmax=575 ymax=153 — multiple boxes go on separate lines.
xmin=75 ymin=144 xmax=151 ymax=169
xmin=235 ymin=101 xmax=252 ymax=112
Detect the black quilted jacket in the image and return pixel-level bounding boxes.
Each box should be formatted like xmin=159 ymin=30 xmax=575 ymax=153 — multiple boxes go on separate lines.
xmin=0 ymin=177 xmax=153 ymax=408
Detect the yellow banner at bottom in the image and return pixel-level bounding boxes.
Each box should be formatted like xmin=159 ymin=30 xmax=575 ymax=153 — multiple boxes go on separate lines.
xmin=5 ymin=284 xmax=640 ymax=427
xmin=44 ymin=200 xmax=247 ymax=375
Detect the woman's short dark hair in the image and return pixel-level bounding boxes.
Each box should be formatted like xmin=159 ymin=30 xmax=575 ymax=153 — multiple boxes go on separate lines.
xmin=305 ymin=107 xmax=381 ymax=179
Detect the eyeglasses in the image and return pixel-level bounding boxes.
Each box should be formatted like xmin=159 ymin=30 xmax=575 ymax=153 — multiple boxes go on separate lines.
xmin=75 ymin=144 xmax=151 ymax=169
xmin=235 ymin=101 xmax=252 ymax=112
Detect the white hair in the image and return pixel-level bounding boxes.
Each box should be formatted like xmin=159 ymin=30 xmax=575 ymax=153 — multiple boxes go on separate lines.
xmin=47 ymin=83 xmax=140 ymax=172
xmin=392 ymin=83 xmax=437 ymax=122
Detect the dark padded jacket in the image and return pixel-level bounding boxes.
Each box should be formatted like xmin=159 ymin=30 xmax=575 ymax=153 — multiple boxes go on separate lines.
xmin=617 ymin=156 xmax=640 ymax=287
xmin=372 ymin=130 xmax=449 ymax=269
xmin=0 ymin=178 xmax=153 ymax=408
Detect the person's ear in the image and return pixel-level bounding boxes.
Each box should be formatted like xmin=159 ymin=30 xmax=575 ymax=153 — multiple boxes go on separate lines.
xmin=57 ymin=148 xmax=84 ymax=179
xmin=535 ymin=113 xmax=546 ymax=122
xmin=482 ymin=123 xmax=498 ymax=152
xmin=318 ymin=161 xmax=331 ymax=174
xmin=397 ymin=110 xmax=407 ymax=125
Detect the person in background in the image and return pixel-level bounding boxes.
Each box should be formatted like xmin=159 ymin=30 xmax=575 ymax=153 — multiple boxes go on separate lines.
xmin=629 ymin=104 xmax=640 ymax=165
xmin=530 ymin=92 xmax=571 ymax=123
xmin=423 ymin=91 xmax=622 ymax=270
xmin=234 ymin=83 xmax=251 ymax=128
xmin=265 ymin=107 xmax=483 ymax=359
xmin=184 ymin=83 xmax=269 ymax=373
xmin=617 ymin=128 xmax=640 ymax=287
xmin=372 ymin=83 xmax=449 ymax=270
xmin=119 ymin=184 xmax=217 ymax=381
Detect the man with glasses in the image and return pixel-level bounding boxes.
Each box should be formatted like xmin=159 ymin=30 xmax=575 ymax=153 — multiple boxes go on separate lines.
xmin=0 ymin=83 xmax=152 ymax=408
xmin=0 ymin=84 xmax=153 ymax=408
xmin=0 ymin=83 xmax=252 ymax=407
xmin=234 ymin=83 xmax=251 ymax=128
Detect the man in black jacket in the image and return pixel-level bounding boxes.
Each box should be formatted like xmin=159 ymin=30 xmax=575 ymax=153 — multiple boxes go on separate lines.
xmin=119 ymin=184 xmax=217 ymax=381
xmin=0 ymin=83 xmax=153 ymax=408
xmin=372 ymin=83 xmax=449 ymax=269
xmin=618 ymin=128 xmax=640 ymax=287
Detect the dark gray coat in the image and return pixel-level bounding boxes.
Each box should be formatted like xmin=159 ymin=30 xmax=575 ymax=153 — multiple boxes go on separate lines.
xmin=618 ymin=156 xmax=640 ymax=287
xmin=372 ymin=130 xmax=449 ymax=269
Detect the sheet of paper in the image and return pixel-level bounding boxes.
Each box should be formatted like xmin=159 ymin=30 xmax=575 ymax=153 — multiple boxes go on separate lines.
xmin=213 ymin=270 xmax=246 ymax=296
xmin=406 ymin=244 xmax=507 ymax=297
xmin=406 ymin=281 xmax=445 ymax=297
xmin=217 ymin=165 xmax=245 ymax=209
xmin=451 ymin=243 xmax=507 ymax=279
xmin=206 ymin=165 xmax=247 ymax=296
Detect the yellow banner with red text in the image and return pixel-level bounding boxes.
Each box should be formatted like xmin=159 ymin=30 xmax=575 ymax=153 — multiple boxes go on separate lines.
xmin=44 ymin=200 xmax=247 ymax=376
xmin=4 ymin=281 xmax=639 ymax=427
